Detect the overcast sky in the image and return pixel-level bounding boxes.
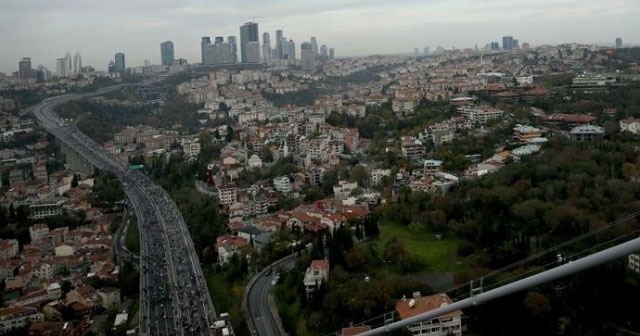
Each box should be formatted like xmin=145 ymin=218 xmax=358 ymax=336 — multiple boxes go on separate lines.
xmin=1 ymin=0 xmax=638 ymax=74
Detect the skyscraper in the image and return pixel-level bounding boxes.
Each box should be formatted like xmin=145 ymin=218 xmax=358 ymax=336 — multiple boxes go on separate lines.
xmin=240 ymin=22 xmax=259 ymax=63
xmin=320 ymin=45 xmax=328 ymax=58
xmin=214 ymin=36 xmax=224 ymax=45
xmin=247 ymin=41 xmax=261 ymax=63
xmin=502 ymin=36 xmax=514 ymax=50
xmin=56 ymin=58 xmax=67 ymax=77
xmin=114 ymin=53 xmax=125 ymax=73
xmin=73 ymin=51 xmax=82 ymax=74
xmin=201 ymin=37 xmax=211 ymax=64
xmin=161 ymin=41 xmax=175 ymax=66
xmin=288 ymin=40 xmax=296 ymax=61
xmin=329 ymin=48 xmax=335 ymax=59
xmin=262 ymin=32 xmax=271 ymax=63
xmin=227 ymin=36 xmax=237 ymax=63
xmin=65 ymin=52 xmax=72 ymax=76
xmin=310 ymin=37 xmax=319 ymax=56
xmin=275 ymin=30 xmax=284 ymax=59
xmin=301 ymin=42 xmax=315 ymax=71
xmin=616 ymin=37 xmax=623 ymax=48
xmin=18 ymin=57 xmax=32 ymax=80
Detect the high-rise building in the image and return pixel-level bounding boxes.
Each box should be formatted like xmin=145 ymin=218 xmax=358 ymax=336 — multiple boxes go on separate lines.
xmin=301 ymin=42 xmax=315 ymax=71
xmin=512 ymin=39 xmax=519 ymax=49
xmin=502 ymin=36 xmax=514 ymax=50
xmin=73 ymin=51 xmax=82 ymax=74
xmin=240 ymin=22 xmax=259 ymax=63
xmin=616 ymin=37 xmax=623 ymax=48
xmin=227 ymin=36 xmax=237 ymax=62
xmin=65 ymin=52 xmax=72 ymax=76
xmin=275 ymin=30 xmax=284 ymax=59
xmin=18 ymin=57 xmax=32 ymax=80
xmin=329 ymin=48 xmax=335 ymax=59
xmin=114 ymin=53 xmax=126 ymax=73
xmin=107 ymin=61 xmax=116 ymax=73
xmin=522 ymin=42 xmax=530 ymax=50
xmin=490 ymin=41 xmax=500 ymax=51
xmin=161 ymin=41 xmax=175 ymax=66
xmin=310 ymin=37 xmax=319 ymax=56
xmin=262 ymin=32 xmax=271 ymax=63
xmin=201 ymin=37 xmax=211 ymax=64
xmin=320 ymin=45 xmax=328 ymax=58
xmin=263 ymin=32 xmax=270 ymax=47
xmin=203 ymin=43 xmax=236 ymax=65
xmin=56 ymin=58 xmax=67 ymax=77
xmin=288 ymin=40 xmax=296 ymax=61
xmin=214 ymin=36 xmax=224 ymax=45
xmin=247 ymin=41 xmax=261 ymax=63
xmin=423 ymin=46 xmax=430 ymax=56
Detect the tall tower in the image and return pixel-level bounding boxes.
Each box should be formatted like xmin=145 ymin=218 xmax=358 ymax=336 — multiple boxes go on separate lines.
xmin=310 ymin=37 xmax=319 ymax=56
xmin=275 ymin=30 xmax=284 ymax=59
xmin=239 ymin=22 xmax=259 ymax=63
xmin=18 ymin=57 xmax=32 ymax=80
xmin=114 ymin=53 xmax=125 ymax=73
xmin=227 ymin=36 xmax=237 ymax=62
xmin=65 ymin=52 xmax=72 ymax=75
xmin=160 ymin=41 xmax=175 ymax=66
xmin=502 ymin=36 xmax=514 ymax=50
xmin=262 ymin=32 xmax=271 ymax=63
xmin=201 ymin=37 xmax=211 ymax=64
xmin=73 ymin=51 xmax=82 ymax=74
xmin=288 ymin=40 xmax=296 ymax=61
xmin=214 ymin=36 xmax=224 ymax=45
xmin=300 ymin=42 xmax=315 ymax=71
xmin=56 ymin=58 xmax=67 ymax=77
xmin=616 ymin=37 xmax=623 ymax=48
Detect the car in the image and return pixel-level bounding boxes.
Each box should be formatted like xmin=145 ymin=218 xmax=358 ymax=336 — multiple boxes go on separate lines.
xmin=265 ymin=268 xmax=272 ymax=276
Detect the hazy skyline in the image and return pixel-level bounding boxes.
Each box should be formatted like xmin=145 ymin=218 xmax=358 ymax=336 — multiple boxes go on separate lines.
xmin=1 ymin=0 xmax=638 ymax=74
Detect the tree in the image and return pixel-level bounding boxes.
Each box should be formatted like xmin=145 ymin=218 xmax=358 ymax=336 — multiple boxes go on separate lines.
xmin=225 ymin=125 xmax=234 ymax=142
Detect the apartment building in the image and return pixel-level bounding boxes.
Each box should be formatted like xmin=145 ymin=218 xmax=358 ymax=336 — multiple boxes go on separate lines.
xmin=395 ymin=292 xmax=462 ymax=336
xmin=457 ymin=105 xmax=504 ymax=124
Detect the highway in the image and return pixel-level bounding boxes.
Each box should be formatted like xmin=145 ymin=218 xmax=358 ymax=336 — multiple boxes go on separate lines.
xmin=246 ymin=254 xmax=297 ymax=336
xmin=31 ymin=87 xmax=217 ymax=336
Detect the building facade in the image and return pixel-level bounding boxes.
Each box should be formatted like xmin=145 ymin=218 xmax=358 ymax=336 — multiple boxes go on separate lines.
xmin=240 ymin=22 xmax=259 ymax=63
xmin=160 ymin=41 xmax=175 ymax=66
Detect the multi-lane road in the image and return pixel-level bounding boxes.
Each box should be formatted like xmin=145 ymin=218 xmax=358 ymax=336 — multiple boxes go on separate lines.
xmin=31 ymin=87 xmax=217 ymax=336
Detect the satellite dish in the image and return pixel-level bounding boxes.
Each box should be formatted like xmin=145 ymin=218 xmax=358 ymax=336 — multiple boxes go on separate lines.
xmin=408 ymin=299 xmax=416 ymax=308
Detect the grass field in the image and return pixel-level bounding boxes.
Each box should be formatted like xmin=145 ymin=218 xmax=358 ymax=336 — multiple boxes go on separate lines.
xmin=125 ymin=221 xmax=140 ymax=254
xmin=374 ymin=224 xmax=466 ymax=273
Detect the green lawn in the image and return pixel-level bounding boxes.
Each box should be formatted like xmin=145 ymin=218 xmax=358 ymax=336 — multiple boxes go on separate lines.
xmin=125 ymin=221 xmax=140 ymax=254
xmin=374 ymin=224 xmax=466 ymax=273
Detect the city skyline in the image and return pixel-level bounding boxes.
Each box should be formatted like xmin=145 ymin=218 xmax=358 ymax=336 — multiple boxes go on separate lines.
xmin=1 ymin=0 xmax=638 ymax=73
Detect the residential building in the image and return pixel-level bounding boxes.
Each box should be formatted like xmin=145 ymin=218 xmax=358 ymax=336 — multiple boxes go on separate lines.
xmin=616 ymin=37 xmax=623 ymax=49
xmin=201 ymin=37 xmax=211 ymax=64
xmin=181 ymin=137 xmax=201 ymax=159
xmin=341 ymin=325 xmax=371 ymax=336
xmin=515 ymin=73 xmax=533 ymax=86
xmin=457 ymin=105 xmax=504 ymax=124
xmin=273 ymin=176 xmax=292 ymax=193
xmin=0 ymin=239 xmax=19 ymax=260
xmin=161 ymin=41 xmax=175 ymax=66
xmin=217 ymin=184 xmax=238 ymax=205
xmin=570 ymin=125 xmax=605 ymax=142
xmin=401 ymin=136 xmax=425 ymax=162
xmin=513 ymin=125 xmax=542 ymax=142
xmin=333 ymin=181 xmax=359 ymax=200
xmin=29 ymin=198 xmax=66 ymax=219
xmin=0 ymin=306 xmax=44 ymax=334
xmin=502 ymin=35 xmax=514 ymax=50
xmin=395 ymin=292 xmax=462 ymax=336
xmin=424 ymin=160 xmax=444 ymax=175
xmin=216 ymin=234 xmax=247 ymax=264
xmin=303 ymin=259 xmax=330 ymax=296
xmin=29 ymin=223 xmax=49 ymax=243
xmin=370 ymin=169 xmax=391 ymax=186
xmin=620 ymin=118 xmax=640 ymax=135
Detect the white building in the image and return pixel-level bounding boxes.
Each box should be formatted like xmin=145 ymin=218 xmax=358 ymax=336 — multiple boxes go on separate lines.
xmin=515 ymin=73 xmax=534 ymax=86
xmin=303 ymin=260 xmax=330 ymax=296
xmin=370 ymin=169 xmax=391 ymax=186
xmin=273 ymin=176 xmax=292 ymax=193
xmin=620 ymin=118 xmax=640 ymax=135
xmin=395 ymin=292 xmax=462 ymax=336
xmin=247 ymin=154 xmax=263 ymax=168
xmin=181 ymin=138 xmax=201 ymax=159
xmin=333 ymin=181 xmax=359 ymax=200
xmin=0 ymin=306 xmax=44 ymax=334
xmin=401 ymin=136 xmax=425 ymax=162
xmin=457 ymin=105 xmax=504 ymax=124
xmin=217 ymin=184 xmax=238 ymax=205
